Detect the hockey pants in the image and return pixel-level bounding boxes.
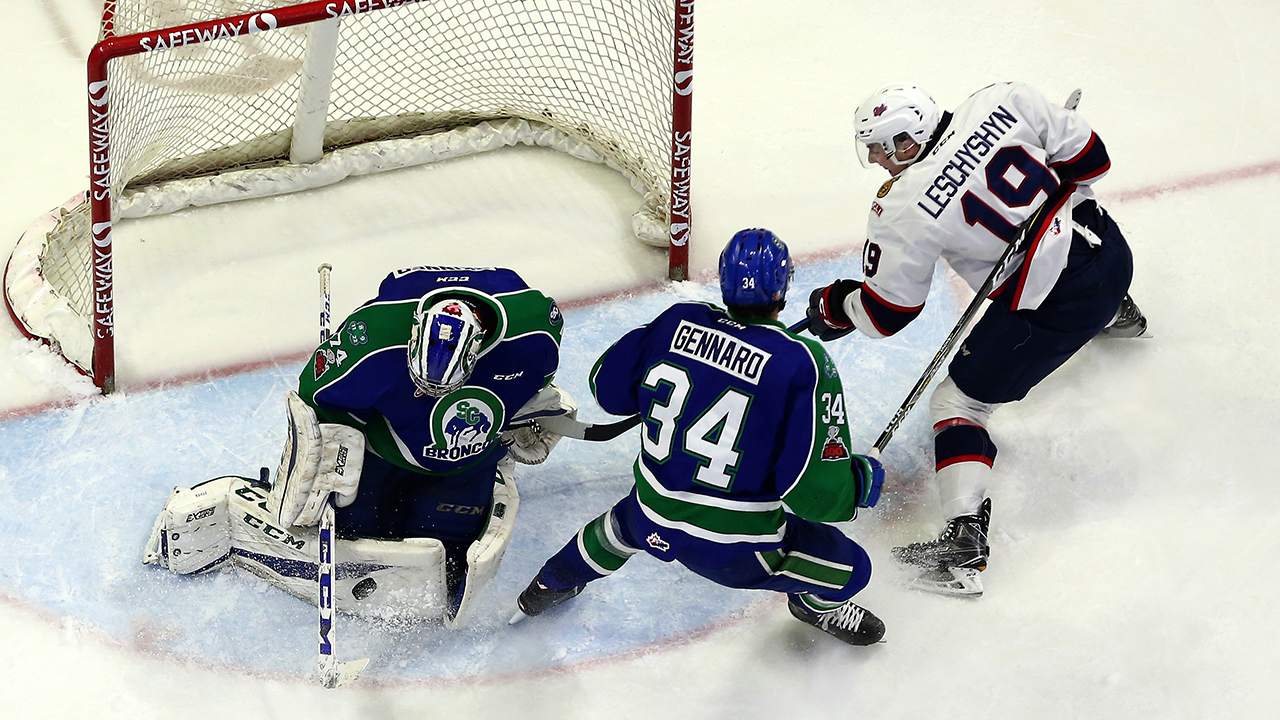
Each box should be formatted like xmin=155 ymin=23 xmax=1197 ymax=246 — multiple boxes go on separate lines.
xmin=536 ymin=490 xmax=872 ymax=608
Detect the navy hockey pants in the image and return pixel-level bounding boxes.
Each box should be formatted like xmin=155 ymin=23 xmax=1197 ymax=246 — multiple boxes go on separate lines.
xmin=335 ymin=450 xmax=494 ymax=547
xmin=949 ymin=200 xmax=1134 ymax=404
xmin=537 ymin=490 xmax=873 ymax=606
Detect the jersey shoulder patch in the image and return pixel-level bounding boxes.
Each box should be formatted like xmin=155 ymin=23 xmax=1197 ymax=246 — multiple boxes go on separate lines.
xmin=877 ymin=177 xmax=898 ymax=198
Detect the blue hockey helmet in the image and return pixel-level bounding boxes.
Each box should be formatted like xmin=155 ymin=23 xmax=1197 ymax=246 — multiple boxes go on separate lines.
xmin=408 ymin=297 xmax=487 ymax=396
xmin=719 ymin=228 xmax=792 ymax=307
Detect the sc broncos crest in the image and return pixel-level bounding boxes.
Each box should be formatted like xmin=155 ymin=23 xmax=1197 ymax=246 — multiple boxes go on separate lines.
xmin=424 ymin=388 xmax=506 ymax=462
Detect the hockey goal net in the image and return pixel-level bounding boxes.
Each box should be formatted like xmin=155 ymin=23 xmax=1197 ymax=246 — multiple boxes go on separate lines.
xmin=5 ymin=0 xmax=694 ymax=393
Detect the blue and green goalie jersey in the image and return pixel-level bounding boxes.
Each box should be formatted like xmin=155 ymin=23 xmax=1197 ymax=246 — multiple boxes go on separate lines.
xmin=297 ymin=266 xmax=563 ymax=476
xmin=589 ymin=301 xmax=861 ymax=554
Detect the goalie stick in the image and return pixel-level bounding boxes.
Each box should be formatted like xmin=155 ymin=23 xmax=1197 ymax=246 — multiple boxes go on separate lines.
xmin=315 ymin=263 xmax=369 ymax=689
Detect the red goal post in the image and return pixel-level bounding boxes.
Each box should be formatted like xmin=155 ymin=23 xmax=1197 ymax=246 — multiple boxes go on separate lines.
xmin=5 ymin=0 xmax=694 ymax=393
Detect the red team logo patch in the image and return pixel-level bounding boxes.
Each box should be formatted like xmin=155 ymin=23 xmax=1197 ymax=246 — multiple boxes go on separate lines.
xmin=313 ymin=351 xmax=329 ymax=380
xmin=312 ymin=347 xmax=347 ymax=381
xmin=820 ymin=426 xmax=850 ymax=461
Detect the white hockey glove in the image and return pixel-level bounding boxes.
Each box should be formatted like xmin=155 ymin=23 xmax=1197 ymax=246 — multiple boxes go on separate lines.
xmin=271 ymin=390 xmax=366 ymax=528
xmin=502 ymin=384 xmax=578 ymax=465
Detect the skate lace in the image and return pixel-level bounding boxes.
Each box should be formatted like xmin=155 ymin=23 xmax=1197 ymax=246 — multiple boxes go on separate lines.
xmin=1115 ymin=297 xmax=1140 ymax=325
xmin=818 ymin=603 xmax=867 ymax=632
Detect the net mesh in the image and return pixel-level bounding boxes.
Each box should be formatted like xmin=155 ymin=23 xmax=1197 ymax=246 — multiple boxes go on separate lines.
xmin=10 ymin=0 xmax=676 ymax=379
xmin=100 ymin=0 xmax=673 ymax=219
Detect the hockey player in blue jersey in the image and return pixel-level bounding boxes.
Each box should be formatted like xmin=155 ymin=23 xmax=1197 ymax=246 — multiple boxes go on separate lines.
xmin=509 ymin=229 xmax=888 ymax=647
xmin=143 ymin=266 xmax=577 ymax=627
xmin=804 ymin=82 xmax=1149 ymax=596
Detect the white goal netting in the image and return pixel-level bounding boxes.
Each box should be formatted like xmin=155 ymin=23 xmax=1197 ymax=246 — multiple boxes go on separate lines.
xmin=5 ymin=0 xmax=687 ymax=390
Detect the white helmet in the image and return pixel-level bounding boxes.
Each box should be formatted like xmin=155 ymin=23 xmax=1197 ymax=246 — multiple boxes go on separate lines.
xmin=853 ymin=82 xmax=941 ymax=168
xmin=408 ymin=297 xmax=487 ymax=397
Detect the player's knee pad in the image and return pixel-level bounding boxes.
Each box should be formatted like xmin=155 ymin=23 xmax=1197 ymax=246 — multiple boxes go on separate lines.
xmin=929 ymin=376 xmax=998 ymax=429
xmin=142 ymin=476 xmax=238 ymax=575
xmin=228 ymin=479 xmax=451 ymax=618
xmin=445 ymin=456 xmax=521 ymax=629
xmin=930 ymin=378 xmax=997 ymax=519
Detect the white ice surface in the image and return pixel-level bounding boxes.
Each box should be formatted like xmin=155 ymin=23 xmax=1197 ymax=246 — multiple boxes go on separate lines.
xmin=2 ymin=1 xmax=1280 ymax=719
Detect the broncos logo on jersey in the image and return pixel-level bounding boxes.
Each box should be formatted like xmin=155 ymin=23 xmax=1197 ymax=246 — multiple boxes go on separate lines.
xmin=422 ymin=389 xmax=505 ymax=462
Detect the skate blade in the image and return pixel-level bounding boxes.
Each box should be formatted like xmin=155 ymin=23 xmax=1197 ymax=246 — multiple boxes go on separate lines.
xmin=508 ymin=608 xmax=529 ymax=625
xmin=907 ymin=567 xmax=984 ymax=598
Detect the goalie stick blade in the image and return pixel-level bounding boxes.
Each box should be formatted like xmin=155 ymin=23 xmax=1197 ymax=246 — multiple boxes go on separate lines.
xmin=320 ymin=656 xmax=370 ymax=689
xmin=906 ymin=566 xmax=985 ymax=598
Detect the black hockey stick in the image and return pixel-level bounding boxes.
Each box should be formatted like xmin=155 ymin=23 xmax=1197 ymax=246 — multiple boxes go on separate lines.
xmin=795 ymin=89 xmax=1083 ymax=457
xmin=510 ymin=412 xmax=642 ymax=442
xmin=315 ymin=263 xmax=369 ymax=689
xmin=866 ymin=88 xmax=1082 ymax=456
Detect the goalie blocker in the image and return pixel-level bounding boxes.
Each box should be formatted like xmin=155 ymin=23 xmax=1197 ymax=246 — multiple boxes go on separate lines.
xmin=142 ymin=459 xmax=520 ymax=628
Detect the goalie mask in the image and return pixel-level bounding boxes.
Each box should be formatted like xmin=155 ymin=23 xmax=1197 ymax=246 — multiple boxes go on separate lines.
xmin=853 ymin=82 xmax=941 ymax=169
xmin=408 ymin=298 xmax=487 ymax=397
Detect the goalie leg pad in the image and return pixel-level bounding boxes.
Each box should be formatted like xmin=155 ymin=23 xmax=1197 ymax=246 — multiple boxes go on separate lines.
xmin=228 ymin=479 xmax=449 ymax=617
xmin=141 ymin=477 xmax=237 ymax=575
xmin=445 ymin=456 xmax=520 ymax=629
xmin=272 ymin=390 xmax=366 ymax=528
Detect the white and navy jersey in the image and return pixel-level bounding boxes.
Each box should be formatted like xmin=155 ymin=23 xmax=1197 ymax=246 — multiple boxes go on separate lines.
xmin=847 ymin=82 xmax=1112 ymax=337
xmin=589 ymin=302 xmax=862 ymax=554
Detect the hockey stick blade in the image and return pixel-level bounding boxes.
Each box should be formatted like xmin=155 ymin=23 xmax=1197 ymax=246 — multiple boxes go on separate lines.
xmin=1065 ymin=88 xmax=1082 ymax=111
xmin=512 ymin=413 xmax=642 ymax=442
xmin=320 ymin=656 xmax=370 ymax=689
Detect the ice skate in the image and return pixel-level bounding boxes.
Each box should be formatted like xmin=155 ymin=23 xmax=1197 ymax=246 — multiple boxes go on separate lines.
xmin=787 ymin=597 xmax=886 ymax=646
xmin=1096 ymin=294 xmax=1150 ymax=339
xmin=893 ymin=498 xmax=990 ymax=597
xmin=508 ymin=576 xmax=585 ymax=624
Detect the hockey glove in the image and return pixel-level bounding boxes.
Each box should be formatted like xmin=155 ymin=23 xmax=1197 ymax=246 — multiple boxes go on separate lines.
xmin=804 ymin=280 xmax=861 ymax=341
xmin=851 ymin=454 xmax=884 ymax=508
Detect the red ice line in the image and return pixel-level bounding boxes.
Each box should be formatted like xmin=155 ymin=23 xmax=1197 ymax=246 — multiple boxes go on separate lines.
xmin=3 ymin=158 xmax=1278 ymax=423
xmin=2 ymin=158 xmax=1277 ymax=686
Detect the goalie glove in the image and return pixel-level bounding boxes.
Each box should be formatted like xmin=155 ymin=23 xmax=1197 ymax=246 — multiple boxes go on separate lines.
xmin=804 ymin=280 xmax=861 ymax=341
xmin=502 ymin=384 xmax=578 ymax=465
xmin=851 ymin=454 xmax=884 ymax=508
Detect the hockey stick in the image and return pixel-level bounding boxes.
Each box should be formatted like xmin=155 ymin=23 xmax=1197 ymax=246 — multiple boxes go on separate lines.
xmin=864 ymin=88 xmax=1083 ymax=457
xmin=545 ymin=84 xmax=1073 ymax=455
xmin=509 ymin=412 xmax=643 ymax=442
xmin=794 ymin=89 xmax=1083 ymax=457
xmin=315 ymin=263 xmax=369 ymax=689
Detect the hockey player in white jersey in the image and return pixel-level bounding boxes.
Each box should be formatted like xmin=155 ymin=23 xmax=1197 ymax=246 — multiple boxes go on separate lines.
xmin=804 ymin=81 xmax=1148 ymax=596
